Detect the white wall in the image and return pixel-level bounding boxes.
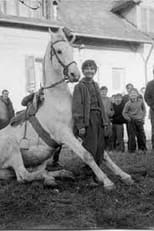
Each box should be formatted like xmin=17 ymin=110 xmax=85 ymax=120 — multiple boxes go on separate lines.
xmin=0 ymin=27 xmax=50 ymax=112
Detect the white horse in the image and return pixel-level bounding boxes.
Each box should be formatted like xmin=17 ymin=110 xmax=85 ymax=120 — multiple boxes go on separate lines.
xmin=0 ymin=28 xmax=133 ymax=190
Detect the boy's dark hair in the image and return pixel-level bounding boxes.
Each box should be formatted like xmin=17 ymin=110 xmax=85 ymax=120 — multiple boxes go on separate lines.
xmin=81 ymin=59 xmax=97 ymax=72
xmin=115 ymin=93 xmax=122 ymax=98
xmin=2 ymin=89 xmax=9 ymax=94
xmin=126 ymin=83 xmax=133 ymax=89
xmin=100 ymin=86 xmax=108 ymax=91
xmin=129 ymin=87 xmax=139 ymax=95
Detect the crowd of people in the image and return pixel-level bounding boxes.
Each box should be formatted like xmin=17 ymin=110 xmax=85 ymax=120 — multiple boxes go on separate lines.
xmin=100 ymin=83 xmax=147 ymax=154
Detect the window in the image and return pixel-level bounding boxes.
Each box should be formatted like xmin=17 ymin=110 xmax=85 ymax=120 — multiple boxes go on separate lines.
xmin=25 ymin=56 xmax=43 ymax=93
xmin=0 ymin=0 xmax=48 ymax=19
xmin=35 ymin=58 xmax=44 ymax=90
xmin=112 ymin=68 xmax=125 ymax=93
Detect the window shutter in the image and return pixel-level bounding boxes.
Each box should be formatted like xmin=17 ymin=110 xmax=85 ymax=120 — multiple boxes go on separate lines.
xmin=112 ymin=68 xmax=125 ymax=92
xmin=149 ymin=8 xmax=154 ymax=33
xmin=140 ymin=7 xmax=148 ymax=32
xmin=25 ymin=56 xmax=36 ymax=93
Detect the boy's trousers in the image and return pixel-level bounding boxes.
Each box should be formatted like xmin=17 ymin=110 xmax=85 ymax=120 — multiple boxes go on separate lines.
xmin=112 ymin=124 xmax=125 ymax=152
xmin=82 ymin=110 xmax=105 ymax=166
xmin=127 ymin=119 xmax=147 ymax=152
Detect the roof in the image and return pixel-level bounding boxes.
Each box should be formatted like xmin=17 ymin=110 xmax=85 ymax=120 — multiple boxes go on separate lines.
xmin=0 ymin=0 xmax=152 ymax=44
xmin=57 ymin=0 xmax=152 ymax=43
xmin=111 ymin=0 xmax=141 ymax=13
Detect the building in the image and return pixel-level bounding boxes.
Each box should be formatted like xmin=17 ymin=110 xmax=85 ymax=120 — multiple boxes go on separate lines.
xmin=0 ymin=0 xmax=152 ymax=114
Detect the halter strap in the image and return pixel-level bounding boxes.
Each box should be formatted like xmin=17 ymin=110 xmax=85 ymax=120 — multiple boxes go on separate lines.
xmin=43 ymin=39 xmax=77 ymax=90
xmin=51 ymin=40 xmax=77 ymax=76
xmin=42 ymin=78 xmax=66 ymax=90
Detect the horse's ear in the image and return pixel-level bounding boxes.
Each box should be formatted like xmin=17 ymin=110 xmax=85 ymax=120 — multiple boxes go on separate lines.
xmin=62 ymin=27 xmax=76 ymax=44
xmin=69 ymin=33 xmax=76 ymax=44
xmin=48 ymin=27 xmax=54 ymax=40
xmin=48 ymin=27 xmax=58 ymax=40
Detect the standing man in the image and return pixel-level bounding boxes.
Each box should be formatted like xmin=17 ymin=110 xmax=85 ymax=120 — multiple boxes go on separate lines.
xmin=123 ymin=88 xmax=147 ymax=153
xmin=123 ymin=83 xmax=134 ymax=104
xmin=72 ymin=59 xmax=108 ymax=178
xmin=0 ymin=89 xmax=15 ymax=129
xmin=100 ymin=86 xmax=114 ymax=151
xmin=144 ymin=74 xmax=154 ymax=151
xmin=122 ymin=83 xmax=134 ymax=152
xmin=112 ymin=93 xmax=126 ymax=152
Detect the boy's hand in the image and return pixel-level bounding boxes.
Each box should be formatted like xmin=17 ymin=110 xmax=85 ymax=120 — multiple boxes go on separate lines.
xmin=79 ymin=128 xmax=86 ymax=136
xmin=127 ymin=117 xmax=131 ymax=122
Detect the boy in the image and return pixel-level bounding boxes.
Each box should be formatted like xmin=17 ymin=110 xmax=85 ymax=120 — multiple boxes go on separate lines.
xmin=111 ymin=93 xmax=126 ymax=152
xmin=100 ymin=86 xmax=114 ymax=150
xmin=122 ymin=88 xmax=147 ymax=153
xmin=72 ymin=59 xmax=108 ymax=175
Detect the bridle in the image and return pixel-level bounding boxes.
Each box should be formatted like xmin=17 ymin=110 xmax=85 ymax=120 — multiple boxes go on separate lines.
xmin=42 ymin=39 xmax=77 ymax=90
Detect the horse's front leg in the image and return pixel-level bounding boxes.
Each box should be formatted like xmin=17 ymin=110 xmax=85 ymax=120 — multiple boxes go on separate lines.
xmin=61 ymin=129 xmax=115 ymax=190
xmin=104 ymin=151 xmax=134 ymax=185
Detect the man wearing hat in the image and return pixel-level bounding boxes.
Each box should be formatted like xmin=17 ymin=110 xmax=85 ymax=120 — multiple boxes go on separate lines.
xmin=72 ymin=59 xmax=108 ymax=180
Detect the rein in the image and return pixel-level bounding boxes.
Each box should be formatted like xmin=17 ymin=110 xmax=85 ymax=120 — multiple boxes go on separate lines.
xmin=42 ymin=78 xmax=66 ymax=90
xmin=42 ymin=39 xmax=76 ymax=90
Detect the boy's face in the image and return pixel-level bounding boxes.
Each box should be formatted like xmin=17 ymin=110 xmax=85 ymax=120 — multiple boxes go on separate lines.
xmin=140 ymin=87 xmax=145 ymax=95
xmin=83 ymin=65 xmax=96 ymax=79
xmin=100 ymin=89 xmax=108 ymax=97
xmin=2 ymin=91 xmax=9 ymax=100
xmin=126 ymin=84 xmax=133 ymax=94
xmin=129 ymin=90 xmax=138 ymax=101
xmin=40 ymin=94 xmax=44 ymax=101
xmin=115 ymin=95 xmax=122 ymax=105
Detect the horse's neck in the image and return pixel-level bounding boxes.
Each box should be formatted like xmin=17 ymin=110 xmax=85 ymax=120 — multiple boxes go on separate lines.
xmin=43 ymin=42 xmax=72 ymax=104
xmin=38 ymin=53 xmax=71 ymax=120
xmin=43 ymin=42 xmax=61 ymax=86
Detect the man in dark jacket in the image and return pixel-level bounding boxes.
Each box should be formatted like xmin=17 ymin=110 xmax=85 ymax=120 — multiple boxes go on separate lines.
xmin=111 ymin=93 xmax=126 ymax=152
xmin=0 ymin=89 xmax=15 ymax=129
xmin=144 ymin=77 xmax=154 ymax=150
xmin=72 ymin=60 xmax=108 ymax=174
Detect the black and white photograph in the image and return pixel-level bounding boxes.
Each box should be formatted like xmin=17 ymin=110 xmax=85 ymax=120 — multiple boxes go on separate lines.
xmin=0 ymin=0 xmax=154 ymax=230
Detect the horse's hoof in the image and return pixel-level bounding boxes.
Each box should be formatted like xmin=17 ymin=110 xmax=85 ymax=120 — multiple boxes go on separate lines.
xmin=44 ymin=177 xmax=57 ymax=186
xmin=87 ymin=181 xmax=99 ymax=188
xmin=59 ymin=170 xmax=75 ymax=180
xmin=122 ymin=177 xmax=134 ymax=185
xmin=104 ymin=182 xmax=115 ymax=191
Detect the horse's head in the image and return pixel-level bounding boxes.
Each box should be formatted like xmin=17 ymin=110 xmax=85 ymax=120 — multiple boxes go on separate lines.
xmin=48 ymin=27 xmax=80 ymax=83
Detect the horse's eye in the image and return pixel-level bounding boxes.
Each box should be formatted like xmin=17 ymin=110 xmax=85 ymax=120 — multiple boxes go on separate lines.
xmin=57 ymin=50 xmax=62 ymax=55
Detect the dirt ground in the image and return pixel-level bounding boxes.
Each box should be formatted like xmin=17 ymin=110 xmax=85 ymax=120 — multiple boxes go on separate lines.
xmin=1 ymin=146 xmax=154 ymax=230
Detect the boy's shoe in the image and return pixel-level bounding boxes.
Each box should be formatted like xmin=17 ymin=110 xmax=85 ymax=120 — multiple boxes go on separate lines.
xmin=128 ymin=150 xmax=136 ymax=153
xmin=87 ymin=176 xmax=99 ymax=187
xmin=137 ymin=150 xmax=146 ymax=155
xmin=46 ymin=162 xmax=63 ymax=171
xmin=81 ymin=165 xmax=93 ymax=176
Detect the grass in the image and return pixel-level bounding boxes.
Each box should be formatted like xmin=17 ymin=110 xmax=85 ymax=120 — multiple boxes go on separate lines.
xmin=0 ymin=146 xmax=154 ymax=229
